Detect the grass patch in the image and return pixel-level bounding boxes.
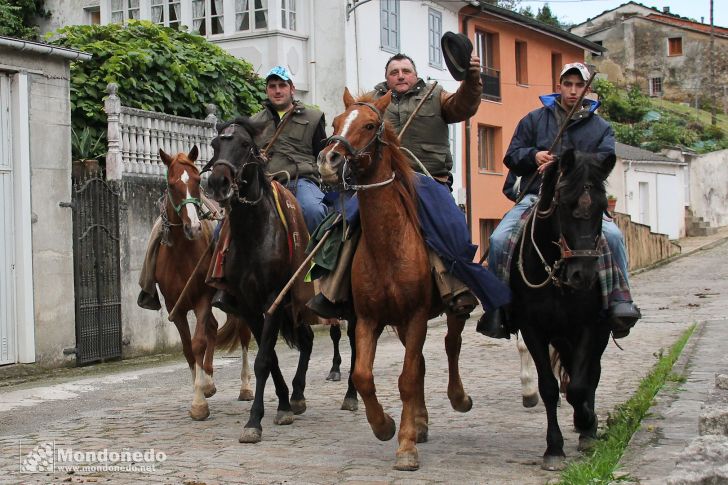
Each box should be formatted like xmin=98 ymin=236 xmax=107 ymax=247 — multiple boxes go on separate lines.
xmin=557 ymin=324 xmax=696 ymax=485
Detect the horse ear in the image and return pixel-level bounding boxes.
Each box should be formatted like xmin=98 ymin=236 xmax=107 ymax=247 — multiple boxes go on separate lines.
xmin=343 ymin=87 xmax=355 ymax=109
xmin=373 ymin=90 xmax=393 ymax=113
xmin=559 ymin=149 xmax=576 ymax=173
xmin=188 ymin=145 xmax=199 ymax=163
xmin=159 ymin=148 xmax=173 ymax=167
xmin=602 ymin=153 xmax=616 ymax=175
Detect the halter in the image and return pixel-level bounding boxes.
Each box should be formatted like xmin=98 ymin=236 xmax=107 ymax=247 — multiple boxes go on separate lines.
xmin=518 ymin=174 xmax=603 ymax=289
xmin=324 ymin=102 xmax=396 ymax=191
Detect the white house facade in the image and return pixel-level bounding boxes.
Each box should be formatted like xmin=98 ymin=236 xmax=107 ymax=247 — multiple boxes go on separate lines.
xmin=40 ymin=0 xmax=468 ymax=198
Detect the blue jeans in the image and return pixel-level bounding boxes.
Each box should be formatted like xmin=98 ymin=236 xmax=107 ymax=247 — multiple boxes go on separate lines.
xmin=488 ymin=195 xmax=630 ymax=299
xmin=287 ymin=178 xmax=327 ymax=234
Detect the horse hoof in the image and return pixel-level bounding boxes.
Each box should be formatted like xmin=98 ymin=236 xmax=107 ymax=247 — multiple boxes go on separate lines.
xmin=326 ymin=371 xmax=342 ymax=382
xmin=239 ymin=427 xmax=262 ymax=443
xmin=416 ymin=426 xmax=429 ymax=443
xmin=274 ymin=410 xmax=294 ymax=425
xmin=393 ymin=450 xmax=419 ymax=471
xmin=238 ymin=389 xmax=254 ymax=401
xmin=578 ymin=435 xmax=597 ymax=452
xmin=523 ymin=394 xmax=539 ymax=408
xmin=373 ymin=414 xmax=396 ymax=441
xmin=203 ymin=385 xmax=217 ymax=399
xmin=189 ymin=403 xmax=210 ymax=421
xmin=340 ymin=397 xmax=358 ymax=412
xmin=541 ymin=455 xmax=566 ymax=471
xmin=291 ymin=399 xmax=307 ymax=415
xmin=452 ymin=395 xmax=473 ymax=413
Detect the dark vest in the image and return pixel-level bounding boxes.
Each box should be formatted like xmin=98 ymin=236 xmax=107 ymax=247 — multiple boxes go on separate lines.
xmin=371 ymin=79 xmax=453 ymax=177
xmin=251 ymin=101 xmax=323 ymax=183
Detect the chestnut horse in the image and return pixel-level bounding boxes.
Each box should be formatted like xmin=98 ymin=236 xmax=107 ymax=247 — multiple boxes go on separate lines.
xmin=317 ymin=90 xmax=472 ymax=471
xmin=153 ymin=147 xmax=253 ymax=420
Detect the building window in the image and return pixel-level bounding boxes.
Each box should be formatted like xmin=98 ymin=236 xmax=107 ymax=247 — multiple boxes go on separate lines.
xmin=380 ymin=0 xmax=399 ymax=53
xmin=592 ymin=40 xmax=603 ymax=57
xmin=649 ymin=77 xmax=663 ymax=97
xmin=428 ymin=9 xmax=442 ymax=68
xmin=281 ymin=0 xmax=296 ymax=30
xmin=84 ymin=6 xmax=101 ymax=25
xmin=151 ymin=0 xmax=181 ymax=29
xmin=515 ymin=40 xmax=528 ymax=85
xmin=192 ymin=0 xmax=224 ymax=35
xmin=236 ymin=0 xmax=267 ymax=31
xmin=110 ymin=0 xmax=140 ymax=23
xmin=479 ymin=219 xmax=498 ymax=259
xmin=476 ymin=31 xmax=500 ymax=101
xmin=668 ymin=37 xmax=683 ymax=56
xmin=478 ymin=125 xmax=497 ymax=172
xmin=551 ymin=52 xmax=562 ymax=92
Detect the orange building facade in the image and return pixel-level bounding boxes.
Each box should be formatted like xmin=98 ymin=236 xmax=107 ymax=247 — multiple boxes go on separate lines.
xmin=458 ymin=4 xmax=603 ymax=259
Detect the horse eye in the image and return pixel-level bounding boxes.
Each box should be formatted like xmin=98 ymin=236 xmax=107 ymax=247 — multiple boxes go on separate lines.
xmin=366 ymin=123 xmax=375 ymax=130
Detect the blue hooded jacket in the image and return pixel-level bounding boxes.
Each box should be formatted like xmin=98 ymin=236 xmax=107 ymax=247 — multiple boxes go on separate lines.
xmin=504 ymin=94 xmax=615 ymax=197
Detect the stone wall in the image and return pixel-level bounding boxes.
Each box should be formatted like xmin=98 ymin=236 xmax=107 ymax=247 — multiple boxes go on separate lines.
xmin=613 ymin=212 xmax=681 ymax=271
xmin=687 ymin=149 xmax=728 ymax=228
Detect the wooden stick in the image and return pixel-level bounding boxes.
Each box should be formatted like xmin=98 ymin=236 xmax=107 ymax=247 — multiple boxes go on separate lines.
xmin=398 ymin=81 xmax=438 ymax=141
xmin=262 ymin=105 xmax=295 ymax=157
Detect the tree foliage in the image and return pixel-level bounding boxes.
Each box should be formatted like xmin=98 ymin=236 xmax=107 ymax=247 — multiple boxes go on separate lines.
xmin=0 ymin=0 xmax=49 ymax=40
xmin=49 ymin=21 xmax=266 ymax=151
xmin=516 ymin=2 xmax=565 ymax=29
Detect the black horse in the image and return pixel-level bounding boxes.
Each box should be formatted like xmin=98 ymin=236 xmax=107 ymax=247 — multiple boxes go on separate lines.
xmin=510 ymin=149 xmax=616 ymax=471
xmin=206 ymin=117 xmax=316 ymax=443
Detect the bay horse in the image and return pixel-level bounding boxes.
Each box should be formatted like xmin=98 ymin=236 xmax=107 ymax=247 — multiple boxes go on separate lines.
xmin=153 ymin=147 xmax=253 ymax=420
xmin=317 ymin=89 xmax=472 ymax=471
xmin=205 ymin=117 xmax=318 ymax=443
xmin=510 ymin=149 xmax=616 ymax=470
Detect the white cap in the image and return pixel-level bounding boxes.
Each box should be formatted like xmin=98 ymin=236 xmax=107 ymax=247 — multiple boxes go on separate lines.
xmin=559 ymin=62 xmax=591 ymax=81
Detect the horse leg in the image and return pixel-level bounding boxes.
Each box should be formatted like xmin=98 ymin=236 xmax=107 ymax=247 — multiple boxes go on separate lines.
xmin=237 ymin=317 xmax=254 ymax=401
xmin=341 ymin=318 xmax=358 ymax=411
xmin=171 ymin=315 xmax=195 ymax=384
xmin=291 ymin=324 xmax=313 ymax=415
xmin=352 ymin=320 xmax=395 ymax=441
xmin=444 ymin=313 xmax=473 ymax=413
xmin=518 ymin=334 xmax=539 ymax=408
xmin=201 ymin=306 xmax=219 ymax=398
xmin=327 ymin=324 xmax=342 ymax=381
xmin=521 ymin=327 xmax=565 ymax=471
xmin=394 ymin=312 xmax=429 ymax=471
xmin=190 ymin=307 xmax=212 ymax=421
xmin=396 ymin=325 xmax=429 ymax=444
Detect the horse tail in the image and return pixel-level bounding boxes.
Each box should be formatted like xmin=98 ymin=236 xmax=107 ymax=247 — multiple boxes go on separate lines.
xmin=217 ymin=315 xmax=242 ymax=352
xmin=549 ymin=345 xmax=570 ymax=394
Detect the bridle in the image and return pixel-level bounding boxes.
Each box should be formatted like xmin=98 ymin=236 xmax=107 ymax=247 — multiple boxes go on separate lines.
xmin=324 ymin=102 xmax=396 ymax=191
xmin=208 ymin=123 xmax=266 ymax=205
xmin=518 ymin=170 xmax=603 ymax=289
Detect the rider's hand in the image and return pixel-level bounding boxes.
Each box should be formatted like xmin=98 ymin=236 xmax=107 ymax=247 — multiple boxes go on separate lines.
xmin=535 ymin=151 xmax=554 ymax=166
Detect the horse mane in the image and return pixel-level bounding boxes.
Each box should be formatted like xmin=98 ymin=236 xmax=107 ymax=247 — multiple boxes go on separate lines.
xmin=539 ymin=151 xmax=609 ymax=208
xmin=355 ymin=93 xmax=420 ymax=230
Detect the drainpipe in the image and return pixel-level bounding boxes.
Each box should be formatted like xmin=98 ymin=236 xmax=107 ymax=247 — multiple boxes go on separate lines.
xmin=0 ymin=36 xmax=91 ymax=61
xmin=463 ymin=15 xmax=473 ymax=231
xmin=308 ymin=2 xmax=316 ymax=106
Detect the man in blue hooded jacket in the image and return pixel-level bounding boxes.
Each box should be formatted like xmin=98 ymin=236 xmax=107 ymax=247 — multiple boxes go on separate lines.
xmin=477 ymin=62 xmax=641 ymax=339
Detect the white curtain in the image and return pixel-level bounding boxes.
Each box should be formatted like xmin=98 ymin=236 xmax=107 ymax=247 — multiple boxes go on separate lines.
xmin=151 ymin=0 xmax=163 ymax=23
xmin=172 ymin=1 xmax=181 ymax=24
xmin=213 ymin=0 xmax=224 ymax=32
xmin=192 ymin=0 xmax=205 ymax=32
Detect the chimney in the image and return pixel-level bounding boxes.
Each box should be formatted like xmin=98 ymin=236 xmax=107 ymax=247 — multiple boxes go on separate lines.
xmin=662 ymin=6 xmax=670 ymax=14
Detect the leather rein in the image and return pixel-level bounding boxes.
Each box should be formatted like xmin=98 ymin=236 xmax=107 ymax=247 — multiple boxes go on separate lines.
xmin=209 ymin=123 xmax=267 ymax=206
xmin=324 ymin=102 xmax=396 ymax=191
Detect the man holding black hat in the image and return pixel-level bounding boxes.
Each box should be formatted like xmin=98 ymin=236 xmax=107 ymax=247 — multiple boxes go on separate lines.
xmin=251 ymin=65 xmax=328 ymax=233
xmin=476 ymin=62 xmax=641 ymax=339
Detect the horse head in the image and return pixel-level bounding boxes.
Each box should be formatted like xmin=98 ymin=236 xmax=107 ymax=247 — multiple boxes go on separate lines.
xmin=542 ymin=149 xmax=616 ymax=290
xmin=318 ymin=88 xmax=395 ymax=188
xmin=159 ymin=146 xmax=203 ymax=240
xmin=206 ymin=117 xmax=267 ymax=203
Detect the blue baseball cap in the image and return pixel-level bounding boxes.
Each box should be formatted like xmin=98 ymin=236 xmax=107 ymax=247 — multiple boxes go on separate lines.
xmin=265 ymin=65 xmax=293 ymax=83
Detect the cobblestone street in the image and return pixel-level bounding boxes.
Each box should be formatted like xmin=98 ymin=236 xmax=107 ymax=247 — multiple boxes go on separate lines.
xmin=0 ymin=241 xmax=726 ymax=485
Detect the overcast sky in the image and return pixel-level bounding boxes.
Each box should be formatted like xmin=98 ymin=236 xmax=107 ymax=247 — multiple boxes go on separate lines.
xmin=520 ymin=1 xmax=728 ymax=28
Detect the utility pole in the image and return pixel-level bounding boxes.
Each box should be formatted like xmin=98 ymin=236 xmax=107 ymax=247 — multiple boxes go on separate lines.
xmin=710 ymin=0 xmax=716 ymax=125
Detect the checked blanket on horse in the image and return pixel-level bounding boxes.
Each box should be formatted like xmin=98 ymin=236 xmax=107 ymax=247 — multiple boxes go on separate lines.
xmin=309 ymin=174 xmax=511 ymax=311
xmin=495 ymin=204 xmax=632 ymax=310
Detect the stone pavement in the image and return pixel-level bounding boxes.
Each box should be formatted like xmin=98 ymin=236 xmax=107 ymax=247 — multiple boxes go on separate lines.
xmin=0 ymin=238 xmax=726 ymax=484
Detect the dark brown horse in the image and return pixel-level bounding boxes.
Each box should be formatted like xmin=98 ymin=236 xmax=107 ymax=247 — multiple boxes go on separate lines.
xmin=153 ymin=147 xmax=253 ymax=420
xmin=317 ymin=90 xmax=472 ymax=471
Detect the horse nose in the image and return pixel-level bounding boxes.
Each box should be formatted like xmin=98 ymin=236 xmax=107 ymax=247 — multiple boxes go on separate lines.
xmin=318 ymin=150 xmax=343 ymax=184
xmin=184 ymin=220 xmax=202 ymax=240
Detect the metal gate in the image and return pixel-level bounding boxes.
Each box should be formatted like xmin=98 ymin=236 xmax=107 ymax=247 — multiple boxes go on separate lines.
xmin=68 ymin=175 xmax=122 ymax=364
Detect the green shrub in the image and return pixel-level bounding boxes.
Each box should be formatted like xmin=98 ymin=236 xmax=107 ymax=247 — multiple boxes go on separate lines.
xmin=613 ymin=122 xmax=645 ymax=146
xmin=49 ymin=21 xmax=266 ymax=154
xmin=702 ymin=124 xmax=725 ymax=141
xmin=592 ymin=77 xmax=617 ymax=101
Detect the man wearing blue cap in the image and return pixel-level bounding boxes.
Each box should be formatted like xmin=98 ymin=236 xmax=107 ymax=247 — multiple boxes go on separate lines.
xmin=251 ymin=65 xmax=328 ymax=233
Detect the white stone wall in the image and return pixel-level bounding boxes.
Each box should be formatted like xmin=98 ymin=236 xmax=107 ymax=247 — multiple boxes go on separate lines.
xmin=688 ymin=149 xmax=728 ymax=228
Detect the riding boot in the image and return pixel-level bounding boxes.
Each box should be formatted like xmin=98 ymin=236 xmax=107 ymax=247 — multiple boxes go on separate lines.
xmin=449 ymin=292 xmax=478 ymax=319
xmin=212 ymin=289 xmax=239 ymax=315
xmin=306 ymin=293 xmax=351 ymax=320
xmin=476 ymin=306 xmax=510 ymax=339
xmin=608 ymin=301 xmax=641 ymax=339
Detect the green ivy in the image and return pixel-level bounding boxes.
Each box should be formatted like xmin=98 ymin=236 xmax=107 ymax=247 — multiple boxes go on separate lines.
xmin=0 ymin=0 xmax=49 ymax=39
xmin=49 ymin=21 xmax=266 ymax=156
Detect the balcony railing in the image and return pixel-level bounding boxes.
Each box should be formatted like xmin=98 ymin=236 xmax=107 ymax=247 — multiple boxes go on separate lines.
xmin=480 ymin=67 xmax=501 ymax=101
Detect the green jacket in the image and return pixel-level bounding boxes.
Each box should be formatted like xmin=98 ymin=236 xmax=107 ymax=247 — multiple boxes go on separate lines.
xmin=371 ymin=79 xmax=452 ymax=177
xmin=251 ymin=100 xmax=324 ymax=183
